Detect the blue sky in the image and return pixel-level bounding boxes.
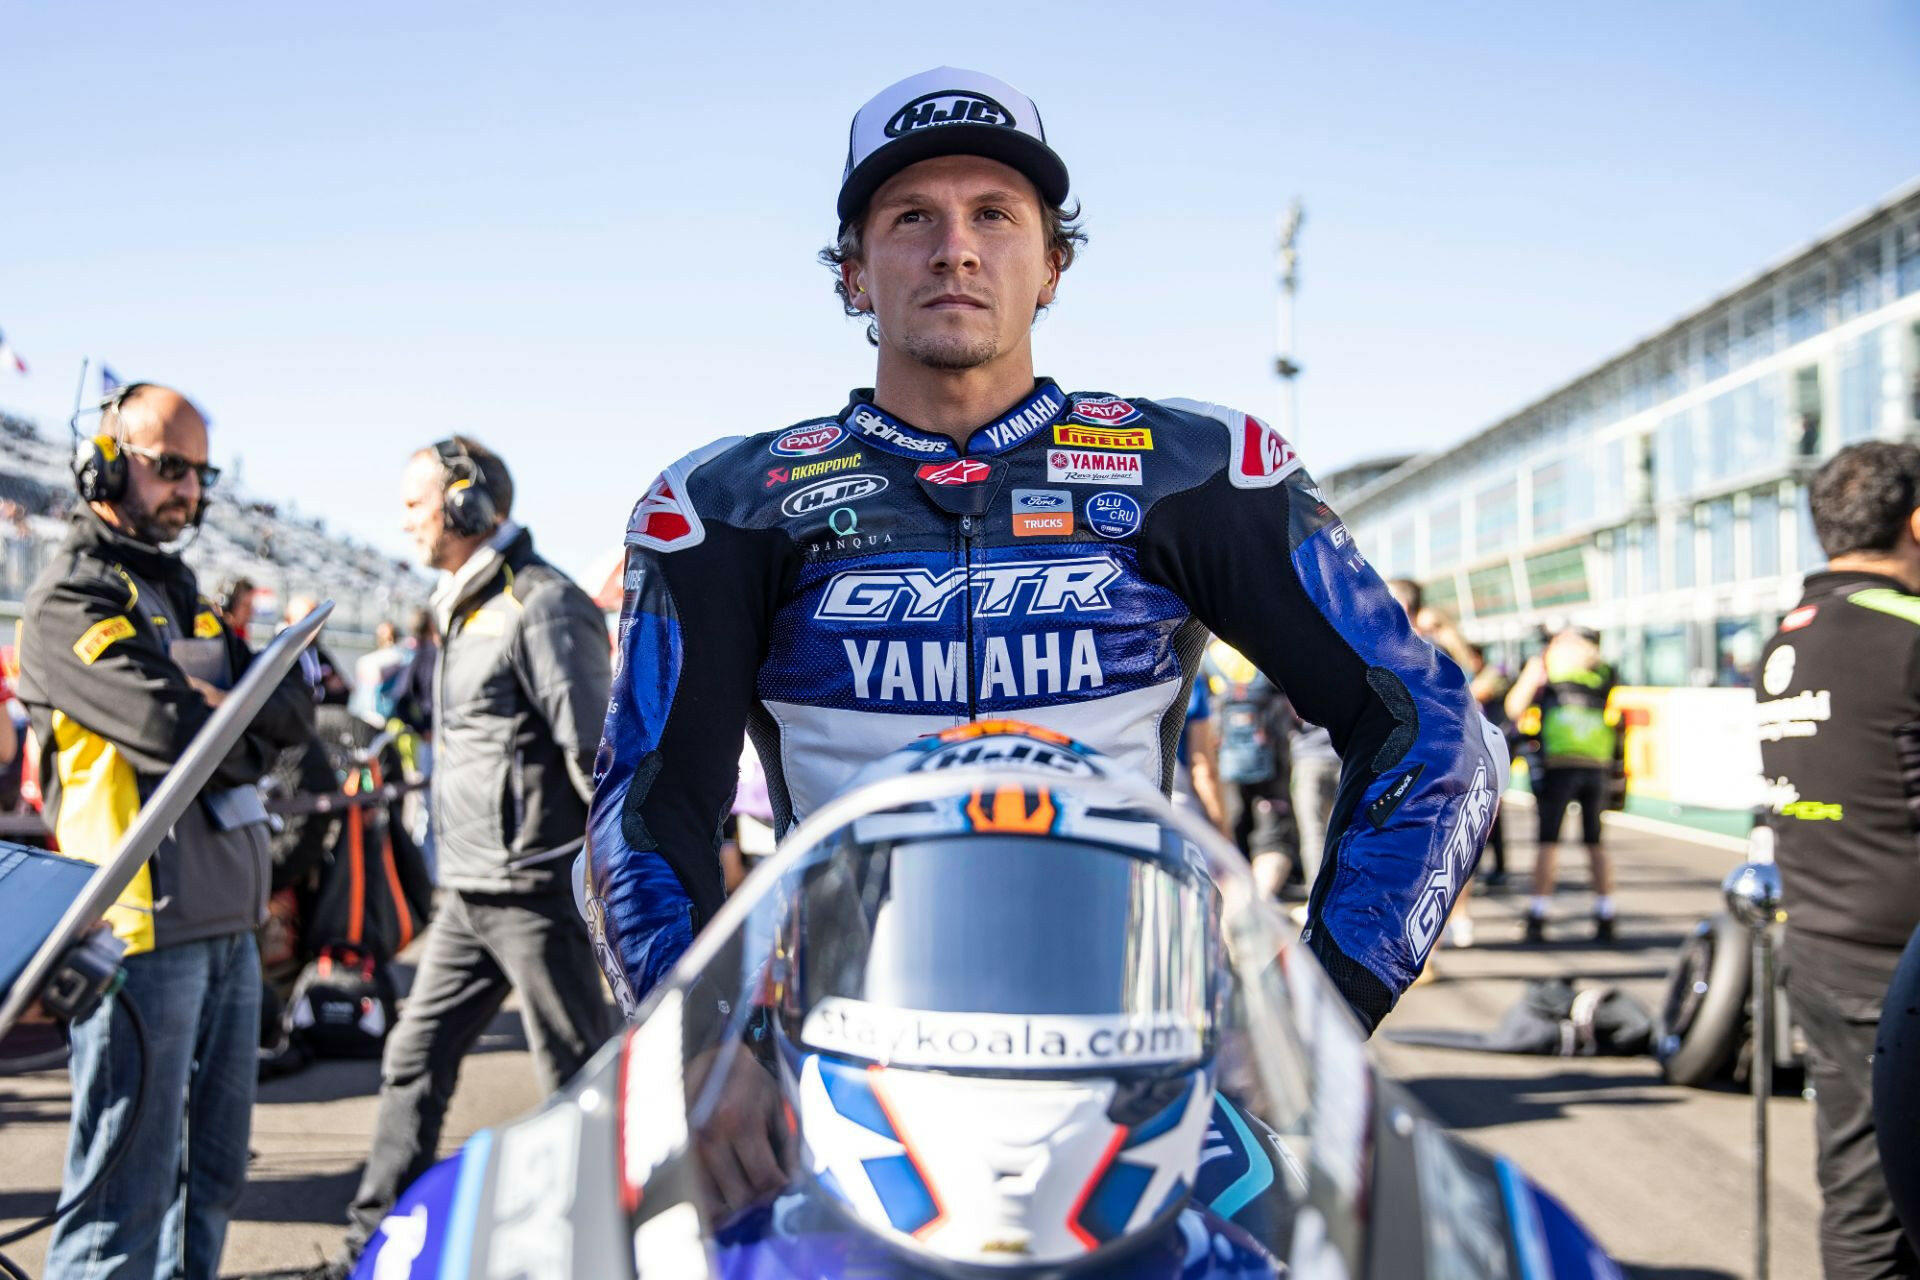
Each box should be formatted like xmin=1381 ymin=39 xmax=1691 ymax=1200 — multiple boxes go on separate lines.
xmin=4 ymin=2 xmax=1917 ymax=582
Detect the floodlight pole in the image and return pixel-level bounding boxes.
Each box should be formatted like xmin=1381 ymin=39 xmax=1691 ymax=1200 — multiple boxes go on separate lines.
xmin=1275 ymin=199 xmax=1305 ymax=440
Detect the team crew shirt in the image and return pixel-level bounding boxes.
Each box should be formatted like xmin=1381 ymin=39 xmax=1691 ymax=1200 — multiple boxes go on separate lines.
xmin=1757 ymin=569 xmax=1920 ymax=949
xmin=586 ymin=381 xmax=1507 ymax=1030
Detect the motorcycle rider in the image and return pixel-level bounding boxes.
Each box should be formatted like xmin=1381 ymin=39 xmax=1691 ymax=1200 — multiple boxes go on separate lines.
xmin=586 ymin=67 xmax=1503 ymax=1050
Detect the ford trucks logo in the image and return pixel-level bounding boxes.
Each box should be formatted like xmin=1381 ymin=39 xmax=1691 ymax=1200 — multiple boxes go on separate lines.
xmin=780 ymin=474 xmax=888 ymax=518
xmin=884 ymin=91 xmax=1015 ymax=138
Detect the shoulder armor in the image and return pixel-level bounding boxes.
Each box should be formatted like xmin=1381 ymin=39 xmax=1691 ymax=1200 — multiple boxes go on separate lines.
xmin=1155 ymin=398 xmax=1304 ymax=490
xmin=626 ymin=436 xmax=743 ymax=553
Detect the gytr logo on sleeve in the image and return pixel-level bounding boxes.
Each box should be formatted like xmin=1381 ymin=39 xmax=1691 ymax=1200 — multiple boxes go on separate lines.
xmin=770 ymin=424 xmax=847 ymax=458
xmin=1046 ymin=449 xmax=1142 ymax=486
xmin=1084 ymin=491 xmax=1142 ymax=540
xmin=1405 ymin=764 xmax=1495 ymax=959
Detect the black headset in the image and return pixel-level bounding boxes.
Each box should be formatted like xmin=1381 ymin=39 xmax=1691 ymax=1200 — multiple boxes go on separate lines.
xmin=432 ymin=437 xmax=498 ymax=538
xmin=70 ymin=382 xmax=151 ymax=504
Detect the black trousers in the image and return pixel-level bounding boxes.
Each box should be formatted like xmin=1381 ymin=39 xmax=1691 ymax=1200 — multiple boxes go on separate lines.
xmin=1221 ymin=771 xmax=1295 ymax=862
xmin=1786 ymin=929 xmax=1919 ymax=1280
xmin=345 ymin=887 xmax=612 ymax=1254
xmin=1535 ymin=765 xmax=1605 ymax=847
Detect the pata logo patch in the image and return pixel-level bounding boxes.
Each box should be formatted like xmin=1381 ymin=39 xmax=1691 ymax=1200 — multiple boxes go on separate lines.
xmin=770 ymin=424 xmax=847 ymax=458
xmin=885 ymin=91 xmax=1015 ymax=137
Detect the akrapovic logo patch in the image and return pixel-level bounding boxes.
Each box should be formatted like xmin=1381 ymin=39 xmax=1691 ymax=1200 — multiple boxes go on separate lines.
xmin=884 ymin=91 xmax=1015 ymax=138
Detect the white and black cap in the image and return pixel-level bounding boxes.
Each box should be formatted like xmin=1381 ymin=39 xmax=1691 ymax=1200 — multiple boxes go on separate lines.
xmin=838 ymin=67 xmax=1070 ymax=227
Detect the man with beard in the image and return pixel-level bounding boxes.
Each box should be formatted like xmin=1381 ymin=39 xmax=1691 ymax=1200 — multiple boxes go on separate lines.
xmin=20 ymin=382 xmax=314 ymax=1280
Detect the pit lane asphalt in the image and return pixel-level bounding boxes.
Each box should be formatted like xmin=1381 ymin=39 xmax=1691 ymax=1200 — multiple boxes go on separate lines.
xmin=1 ymin=806 xmax=1819 ymax=1279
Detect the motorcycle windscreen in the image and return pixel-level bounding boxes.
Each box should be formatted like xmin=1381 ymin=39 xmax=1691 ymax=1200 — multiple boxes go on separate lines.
xmin=613 ymin=774 xmax=1374 ymax=1279
xmin=784 ymin=834 xmax=1215 ymax=1072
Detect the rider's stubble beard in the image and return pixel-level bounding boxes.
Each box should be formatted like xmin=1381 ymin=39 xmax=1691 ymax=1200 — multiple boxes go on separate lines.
xmin=882 ymin=301 xmax=1003 ymax=372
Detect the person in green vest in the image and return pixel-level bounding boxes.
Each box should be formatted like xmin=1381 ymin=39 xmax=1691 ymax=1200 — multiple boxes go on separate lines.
xmin=1505 ymin=623 xmax=1623 ymax=943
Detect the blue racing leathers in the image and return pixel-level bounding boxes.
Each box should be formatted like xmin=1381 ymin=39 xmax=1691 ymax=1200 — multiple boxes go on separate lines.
xmin=587 ymin=381 xmax=1507 ymax=1029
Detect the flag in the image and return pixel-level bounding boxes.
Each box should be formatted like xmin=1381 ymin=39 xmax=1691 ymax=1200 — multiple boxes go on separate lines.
xmin=99 ymin=364 xmax=122 ymax=395
xmin=0 ymin=328 xmax=25 ymax=375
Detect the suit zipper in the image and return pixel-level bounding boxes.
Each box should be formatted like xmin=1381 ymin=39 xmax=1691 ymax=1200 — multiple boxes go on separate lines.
xmin=960 ymin=514 xmax=978 ymax=720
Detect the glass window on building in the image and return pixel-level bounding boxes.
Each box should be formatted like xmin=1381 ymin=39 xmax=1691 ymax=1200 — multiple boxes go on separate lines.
xmin=1707 ymin=498 xmax=1735 ymax=584
xmin=1655 ymin=339 xmax=1686 ymax=402
xmin=1606 ymin=528 xmax=1632 ymax=600
xmin=1795 ymin=484 xmax=1826 ymax=573
xmin=1909 ymin=321 xmax=1920 ymax=424
xmin=1714 ymin=618 xmax=1763 ymax=688
xmin=1792 ymin=365 xmax=1823 ymax=458
xmin=1525 ymin=544 xmax=1591 ymax=609
xmin=1750 ymin=489 xmax=1780 ymax=578
xmin=1788 ymin=269 xmax=1828 ymax=344
xmin=1475 ymin=479 xmax=1518 ymax=556
xmin=1425 ymin=573 xmax=1461 ymax=621
xmin=1839 ymin=325 xmax=1885 ymax=444
xmin=1736 ymin=296 xmax=1776 ymax=368
xmin=1595 ymin=438 xmax=1627 ymax=521
xmin=1643 ymin=625 xmax=1688 ymax=687
xmin=1638 ymin=522 xmax=1661 ymax=593
xmin=1655 ymin=410 xmax=1694 ymax=501
xmin=1672 ymin=512 xmax=1698 ymax=590
xmin=1531 ymin=457 xmax=1568 ymax=539
xmin=1388 ymin=521 xmax=1415 ymax=578
xmin=1705 ymin=377 xmax=1783 ymax=482
xmin=1900 ymin=220 xmax=1920 ymax=298
xmin=1429 ymin=500 xmax=1462 ymax=570
xmin=1838 ymin=237 xmax=1885 ymax=321
xmin=1467 ymin=562 xmax=1519 ymax=617
xmin=1702 ymin=316 xmax=1731 ymax=382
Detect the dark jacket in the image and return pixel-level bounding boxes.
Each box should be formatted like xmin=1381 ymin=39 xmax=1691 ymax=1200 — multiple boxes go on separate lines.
xmin=18 ymin=510 xmax=314 ymax=953
xmin=431 ymin=526 xmax=611 ymax=892
xmin=1758 ymin=569 xmax=1920 ymax=951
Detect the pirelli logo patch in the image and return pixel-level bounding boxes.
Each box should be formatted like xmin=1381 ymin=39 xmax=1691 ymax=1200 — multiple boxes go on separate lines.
xmin=193 ymin=611 xmax=223 ymax=638
xmin=74 ymin=616 xmax=136 ymax=665
xmin=1052 ymin=423 xmax=1153 ymax=451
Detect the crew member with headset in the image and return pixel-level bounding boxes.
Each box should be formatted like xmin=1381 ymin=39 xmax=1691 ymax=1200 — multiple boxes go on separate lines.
xmin=18 ymin=382 xmax=314 ymax=1280
xmin=320 ymin=436 xmax=612 ymax=1278
xmin=1757 ymin=441 xmax=1920 ymax=1280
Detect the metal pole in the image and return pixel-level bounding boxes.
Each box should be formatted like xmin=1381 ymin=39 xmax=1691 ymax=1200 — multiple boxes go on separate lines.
xmin=1751 ymin=917 xmax=1773 ymax=1280
xmin=1275 ymin=199 xmax=1304 ymax=439
xmin=1724 ymin=819 xmax=1781 ymax=1280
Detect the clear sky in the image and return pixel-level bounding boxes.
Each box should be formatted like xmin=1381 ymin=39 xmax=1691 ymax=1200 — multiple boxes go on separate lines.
xmin=4 ymin=2 xmax=1917 ymax=583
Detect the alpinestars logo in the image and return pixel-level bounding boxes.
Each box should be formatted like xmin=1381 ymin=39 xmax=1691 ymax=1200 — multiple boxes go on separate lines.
xmin=814 ymin=556 xmax=1121 ymax=622
xmin=917 ymin=459 xmax=993 ymax=486
xmin=1405 ymin=765 xmax=1494 ymax=959
xmin=850 ymin=407 xmax=948 ymax=455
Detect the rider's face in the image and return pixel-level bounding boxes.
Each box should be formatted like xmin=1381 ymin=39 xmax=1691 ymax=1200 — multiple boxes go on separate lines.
xmin=847 ymin=155 xmax=1058 ymax=373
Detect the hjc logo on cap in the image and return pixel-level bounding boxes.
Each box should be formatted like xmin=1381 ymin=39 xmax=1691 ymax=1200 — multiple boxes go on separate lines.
xmin=885 ymin=92 xmax=1016 ymax=138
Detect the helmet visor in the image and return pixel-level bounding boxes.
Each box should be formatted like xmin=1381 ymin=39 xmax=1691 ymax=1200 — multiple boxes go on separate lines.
xmin=785 ymin=832 xmax=1214 ymax=1071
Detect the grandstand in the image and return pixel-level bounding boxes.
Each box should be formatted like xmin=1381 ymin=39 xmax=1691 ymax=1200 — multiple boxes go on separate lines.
xmin=0 ymin=406 xmax=428 ymax=647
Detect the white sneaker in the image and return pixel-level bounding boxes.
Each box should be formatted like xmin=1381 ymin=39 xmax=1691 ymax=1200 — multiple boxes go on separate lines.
xmin=1445 ymin=915 xmax=1475 ymax=949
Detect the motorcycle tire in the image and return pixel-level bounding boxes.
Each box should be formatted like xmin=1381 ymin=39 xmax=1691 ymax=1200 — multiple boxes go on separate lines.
xmin=1655 ymin=913 xmax=1750 ymax=1087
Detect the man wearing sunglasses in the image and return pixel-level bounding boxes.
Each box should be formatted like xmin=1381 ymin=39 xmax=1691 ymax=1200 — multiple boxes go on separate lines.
xmin=18 ymin=382 xmax=315 ymax=1280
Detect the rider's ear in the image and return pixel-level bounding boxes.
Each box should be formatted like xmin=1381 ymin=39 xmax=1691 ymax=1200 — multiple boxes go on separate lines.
xmin=843 ymin=263 xmax=872 ymax=314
